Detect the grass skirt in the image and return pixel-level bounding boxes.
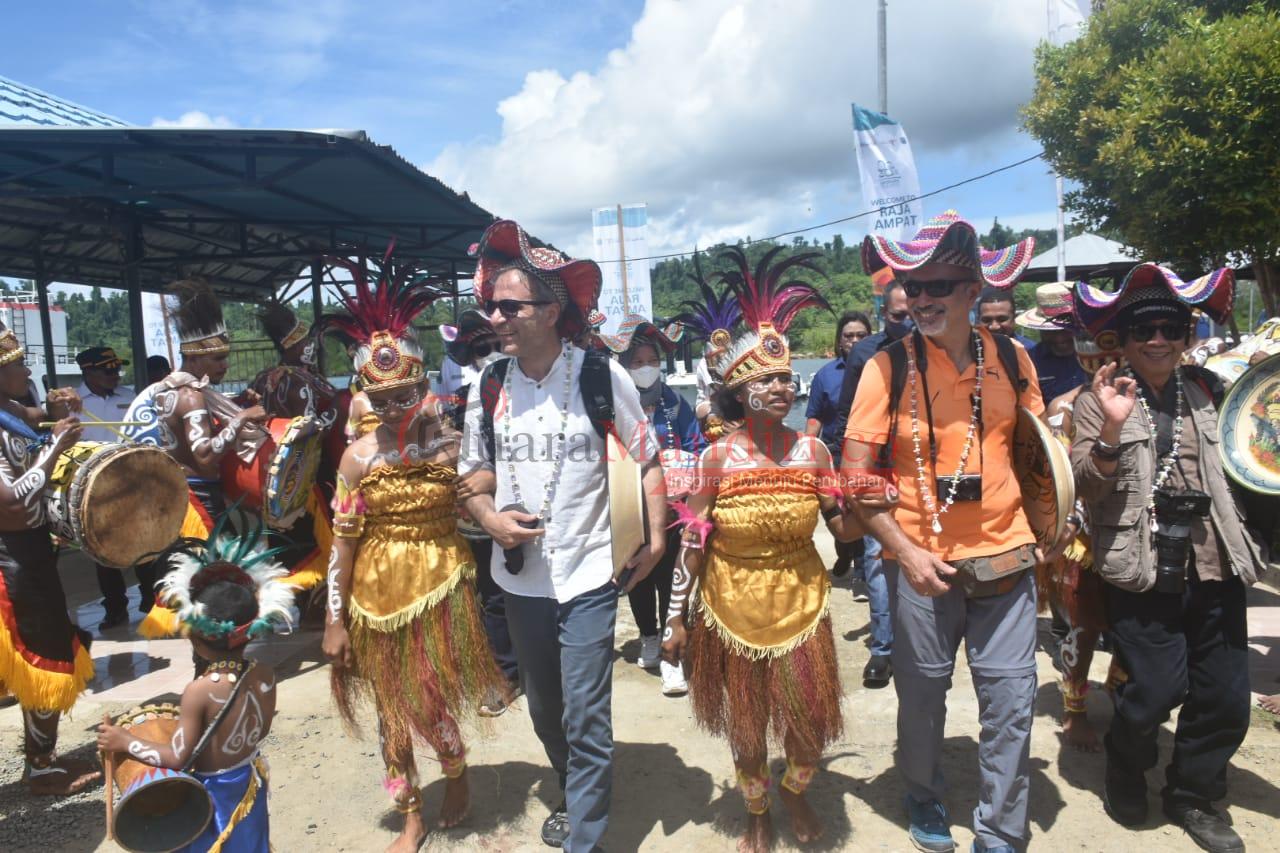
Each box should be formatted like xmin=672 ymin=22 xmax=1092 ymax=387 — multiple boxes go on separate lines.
xmin=331 ymin=575 xmax=501 ymax=751
xmin=686 ymin=595 xmax=843 ymax=759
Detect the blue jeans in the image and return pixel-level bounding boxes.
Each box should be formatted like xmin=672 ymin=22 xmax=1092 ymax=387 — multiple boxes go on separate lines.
xmin=505 ymin=582 xmax=617 ymax=853
xmin=856 ymin=536 xmax=893 ymax=656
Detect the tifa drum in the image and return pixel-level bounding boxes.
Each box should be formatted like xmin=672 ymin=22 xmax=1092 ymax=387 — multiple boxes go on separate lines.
xmin=1012 ymin=407 xmax=1075 ymax=551
xmin=46 ymin=442 xmax=188 ymax=568
xmin=105 ymin=704 xmax=213 ymax=853
xmin=221 ymin=415 xmax=322 ymax=529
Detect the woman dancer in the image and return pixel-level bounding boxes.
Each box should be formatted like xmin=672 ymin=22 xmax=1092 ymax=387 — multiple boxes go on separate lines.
xmin=600 ymin=314 xmax=705 ymax=695
xmin=663 ymin=248 xmax=858 ymax=852
xmin=320 ymin=257 xmax=501 ymax=852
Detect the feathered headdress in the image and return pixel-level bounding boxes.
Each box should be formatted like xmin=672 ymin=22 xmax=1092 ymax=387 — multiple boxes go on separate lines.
xmin=169 ymin=278 xmax=229 ymax=357
xmin=671 ymin=252 xmax=741 ymax=373
xmin=259 ymin=301 xmax=311 ymax=354
xmin=319 ymin=252 xmax=446 ymax=391
xmin=709 ymin=246 xmax=830 ymax=389
xmin=155 ymin=512 xmax=294 ymax=647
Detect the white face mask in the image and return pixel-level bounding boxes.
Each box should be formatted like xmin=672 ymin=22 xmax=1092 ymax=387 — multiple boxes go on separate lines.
xmin=628 ymin=365 xmax=662 ymax=389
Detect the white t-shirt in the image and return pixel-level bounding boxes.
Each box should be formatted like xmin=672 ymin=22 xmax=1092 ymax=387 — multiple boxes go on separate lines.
xmin=459 ymin=345 xmax=655 ymax=602
xmin=76 ymin=382 xmax=137 ymax=443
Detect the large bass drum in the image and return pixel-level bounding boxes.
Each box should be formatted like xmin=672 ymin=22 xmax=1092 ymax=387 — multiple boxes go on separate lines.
xmin=221 ymin=415 xmax=322 ymax=529
xmin=46 ymin=442 xmax=188 ymax=568
xmin=104 ymin=704 xmax=214 ymax=853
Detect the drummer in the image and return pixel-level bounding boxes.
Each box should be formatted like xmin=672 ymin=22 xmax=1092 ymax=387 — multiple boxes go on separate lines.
xmin=599 ymin=314 xmax=704 ymax=697
xmin=842 ymin=211 xmax=1042 ymax=853
xmin=0 ymin=323 xmax=102 ymax=796
xmin=122 ymin=278 xmax=268 ymax=640
xmin=248 ymin=301 xmax=338 ymax=425
xmin=74 ymin=346 xmax=153 ymax=630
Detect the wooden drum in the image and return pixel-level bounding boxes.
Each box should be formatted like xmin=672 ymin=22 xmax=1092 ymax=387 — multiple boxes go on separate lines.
xmin=221 ymin=415 xmax=322 ymax=529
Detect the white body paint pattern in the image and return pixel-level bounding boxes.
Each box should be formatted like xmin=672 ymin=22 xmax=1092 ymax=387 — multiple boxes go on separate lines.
xmin=352 ymin=434 xmax=455 ymax=470
xmin=221 ymin=689 xmax=264 ymax=757
xmin=170 ymin=727 xmax=187 ymax=761
xmin=23 ymin=709 xmax=54 ymax=750
xmin=128 ymin=739 xmax=163 ymax=767
xmin=122 ymin=385 xmax=182 ymax=451
xmin=0 ymin=434 xmax=54 ymax=526
xmin=326 ymin=548 xmax=343 ymax=625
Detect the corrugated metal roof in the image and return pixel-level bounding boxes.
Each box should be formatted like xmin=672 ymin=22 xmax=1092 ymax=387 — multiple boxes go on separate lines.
xmin=0 ymin=75 xmax=127 ymax=129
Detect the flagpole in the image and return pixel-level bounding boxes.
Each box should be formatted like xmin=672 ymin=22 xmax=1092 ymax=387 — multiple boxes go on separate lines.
xmin=1049 ymin=0 xmax=1067 ymax=281
xmin=877 ymin=0 xmax=888 ymax=113
xmin=615 ymin=204 xmax=630 ymax=312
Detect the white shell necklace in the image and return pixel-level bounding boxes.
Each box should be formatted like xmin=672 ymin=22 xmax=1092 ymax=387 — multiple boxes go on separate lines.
xmin=503 ymin=341 xmax=575 ymax=521
xmin=907 ymin=331 xmax=984 ymax=535
xmin=1130 ymin=367 xmax=1184 ymax=533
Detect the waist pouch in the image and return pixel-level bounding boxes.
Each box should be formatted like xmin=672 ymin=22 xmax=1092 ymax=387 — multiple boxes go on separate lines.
xmin=948 ymin=544 xmax=1036 ymax=598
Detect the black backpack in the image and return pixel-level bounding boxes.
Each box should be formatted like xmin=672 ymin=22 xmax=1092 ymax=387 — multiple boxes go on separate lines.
xmin=877 ymin=330 xmax=1027 ymax=468
xmin=479 ymin=348 xmax=615 ymax=461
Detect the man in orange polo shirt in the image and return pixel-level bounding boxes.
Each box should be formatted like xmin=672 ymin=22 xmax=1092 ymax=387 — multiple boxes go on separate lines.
xmin=842 ymin=211 xmax=1040 ymax=853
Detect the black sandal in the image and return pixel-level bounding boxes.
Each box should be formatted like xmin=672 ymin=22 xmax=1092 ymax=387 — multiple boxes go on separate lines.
xmin=541 ymin=801 xmax=569 ymax=848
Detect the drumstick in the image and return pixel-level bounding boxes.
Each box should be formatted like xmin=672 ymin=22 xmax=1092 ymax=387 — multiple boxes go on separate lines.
xmin=102 ymin=712 xmax=115 ymax=841
xmin=38 ymin=421 xmax=145 ymax=428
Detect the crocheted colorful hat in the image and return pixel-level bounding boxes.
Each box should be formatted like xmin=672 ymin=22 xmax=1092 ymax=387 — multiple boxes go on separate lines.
xmin=320 ymin=252 xmax=446 ymax=392
xmin=597 ymin=313 xmax=684 ymax=355
xmin=671 ymin=253 xmax=741 ymax=371
xmin=1016 ymin=282 xmax=1078 ymax=331
xmin=439 ymin=309 xmax=496 ymax=363
xmin=470 ymin=220 xmax=602 ymax=338
xmin=1073 ymin=263 xmax=1235 ymax=342
xmin=155 ymin=513 xmax=294 ymax=647
xmin=862 ymin=209 xmax=1036 ymax=289
xmin=710 ymin=246 xmax=830 ymax=390
xmin=170 ymin=278 xmax=230 ymax=357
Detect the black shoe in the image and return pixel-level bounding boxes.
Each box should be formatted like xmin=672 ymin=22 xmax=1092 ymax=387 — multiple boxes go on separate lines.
xmin=1103 ymin=759 xmax=1148 ymax=826
xmin=98 ymin=609 xmax=128 ymax=631
xmin=1163 ymin=799 xmax=1244 ymax=853
xmin=541 ymin=801 xmax=569 ymax=848
xmin=863 ymin=654 xmax=893 ymax=688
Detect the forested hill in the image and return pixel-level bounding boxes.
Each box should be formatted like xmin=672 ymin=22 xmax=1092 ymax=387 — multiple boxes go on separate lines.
xmin=651 ymin=220 xmax=1060 ymax=356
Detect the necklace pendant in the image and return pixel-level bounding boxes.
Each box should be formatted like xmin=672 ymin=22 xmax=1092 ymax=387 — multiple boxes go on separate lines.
xmin=227 ymin=673 xmax=238 ymax=684
xmin=931 ymin=519 xmax=943 ymax=534
xmin=210 ymin=672 xmax=221 ymax=683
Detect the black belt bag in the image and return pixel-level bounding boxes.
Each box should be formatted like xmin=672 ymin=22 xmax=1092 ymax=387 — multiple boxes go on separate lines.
xmin=948 ymin=543 xmax=1036 ymax=598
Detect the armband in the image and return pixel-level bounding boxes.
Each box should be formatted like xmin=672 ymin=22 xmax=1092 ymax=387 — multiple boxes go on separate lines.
xmin=821 ymin=503 xmax=842 ymax=522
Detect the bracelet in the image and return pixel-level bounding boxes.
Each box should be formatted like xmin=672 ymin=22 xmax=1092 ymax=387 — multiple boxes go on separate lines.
xmin=1090 ymin=438 xmax=1120 ymax=461
xmin=820 ymin=503 xmax=841 ymax=521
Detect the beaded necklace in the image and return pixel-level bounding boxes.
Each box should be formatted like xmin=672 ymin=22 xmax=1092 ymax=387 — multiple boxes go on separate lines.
xmin=1130 ymin=368 xmax=1184 ymax=533
xmin=906 ymin=330 xmax=984 ymax=535
xmin=503 ymin=341 xmax=574 ymax=521
xmin=204 ymin=659 xmax=247 ymax=683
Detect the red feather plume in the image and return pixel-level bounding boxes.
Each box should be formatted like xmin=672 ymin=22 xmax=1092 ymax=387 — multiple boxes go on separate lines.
xmin=318 ymin=252 xmax=446 ymax=346
xmin=716 ymin=245 xmax=830 ymax=334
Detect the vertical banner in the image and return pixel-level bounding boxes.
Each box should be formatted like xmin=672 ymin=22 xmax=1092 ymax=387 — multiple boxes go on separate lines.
xmin=851 ymin=104 xmax=923 ymax=240
xmin=591 ymin=204 xmax=652 ymax=336
xmin=140 ymin=292 xmax=177 ymax=364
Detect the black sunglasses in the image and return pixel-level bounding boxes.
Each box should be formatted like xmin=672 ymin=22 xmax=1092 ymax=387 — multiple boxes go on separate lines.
xmin=1128 ymin=322 xmax=1190 ymax=343
xmin=483 ymin=298 xmax=552 ymax=319
xmin=902 ymin=278 xmax=974 ymax=299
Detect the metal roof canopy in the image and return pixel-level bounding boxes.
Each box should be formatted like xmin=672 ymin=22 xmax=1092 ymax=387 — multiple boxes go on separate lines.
xmin=0 ymin=126 xmax=495 ymax=389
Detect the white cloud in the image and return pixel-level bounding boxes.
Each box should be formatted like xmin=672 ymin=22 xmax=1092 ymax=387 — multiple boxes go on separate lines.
xmin=150 ymin=110 xmax=237 ymax=129
xmin=428 ymin=0 xmax=1047 ymax=257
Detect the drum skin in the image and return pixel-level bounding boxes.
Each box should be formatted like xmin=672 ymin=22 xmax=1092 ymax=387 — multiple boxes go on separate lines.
xmin=47 ymin=442 xmax=188 ymax=568
xmin=221 ymin=416 xmax=321 ymax=529
xmin=1012 ymin=407 xmax=1075 ymax=550
xmin=108 ymin=704 xmax=213 ymax=853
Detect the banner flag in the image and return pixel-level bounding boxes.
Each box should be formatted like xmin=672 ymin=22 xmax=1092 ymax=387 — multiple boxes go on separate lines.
xmin=851 ymin=105 xmax=923 ymax=241
xmin=140 ymin=292 xmax=177 ymax=363
xmin=591 ymin=204 xmax=652 ymax=336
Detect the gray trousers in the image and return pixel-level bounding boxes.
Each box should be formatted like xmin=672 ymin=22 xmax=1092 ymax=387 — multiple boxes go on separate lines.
xmin=887 ymin=561 xmax=1038 ymax=851
xmin=505 ymin=582 xmax=617 ymax=853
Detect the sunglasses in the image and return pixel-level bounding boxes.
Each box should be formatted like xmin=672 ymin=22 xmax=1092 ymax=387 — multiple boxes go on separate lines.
xmin=902 ymin=278 xmax=973 ymax=299
xmin=1128 ymin=322 xmax=1190 ymax=343
xmin=483 ymin=298 xmax=552 ymax=319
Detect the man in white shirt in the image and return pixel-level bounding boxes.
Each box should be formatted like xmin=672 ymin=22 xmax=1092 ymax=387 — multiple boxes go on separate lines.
xmin=460 ymin=220 xmax=666 ymax=852
xmin=73 ymin=347 xmax=150 ymax=628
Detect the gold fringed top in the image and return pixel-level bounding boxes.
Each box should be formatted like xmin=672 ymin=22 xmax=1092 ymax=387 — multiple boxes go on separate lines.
xmin=344 ymin=462 xmax=475 ymax=631
xmin=698 ymin=468 xmax=829 ymax=659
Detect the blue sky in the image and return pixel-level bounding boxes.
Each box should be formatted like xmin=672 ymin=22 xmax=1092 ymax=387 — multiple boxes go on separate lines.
xmin=6 ymin=0 xmax=1078 ymax=263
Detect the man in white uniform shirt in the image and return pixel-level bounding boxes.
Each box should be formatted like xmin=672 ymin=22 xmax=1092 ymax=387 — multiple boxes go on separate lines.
xmin=460 ymin=220 xmax=666 ymax=852
xmin=74 ymin=346 xmax=150 ymax=628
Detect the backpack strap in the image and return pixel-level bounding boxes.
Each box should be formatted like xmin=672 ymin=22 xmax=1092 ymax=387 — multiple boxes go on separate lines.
xmin=991 ymin=333 xmax=1027 ymax=400
xmin=479 ymin=358 xmax=511 ymax=461
xmin=580 ymin=348 xmax=615 ymax=440
xmin=878 ymin=336 xmax=910 ymax=470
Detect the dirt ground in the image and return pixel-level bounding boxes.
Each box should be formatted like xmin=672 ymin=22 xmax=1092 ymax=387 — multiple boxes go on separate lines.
xmin=2 ymin=533 xmax=1278 ymax=852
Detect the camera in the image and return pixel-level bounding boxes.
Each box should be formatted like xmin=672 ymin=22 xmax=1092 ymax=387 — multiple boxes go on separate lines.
xmin=1151 ymin=488 xmax=1211 ymax=594
xmin=499 ymin=503 xmax=543 ymax=574
xmin=936 ymin=475 xmax=982 ymax=502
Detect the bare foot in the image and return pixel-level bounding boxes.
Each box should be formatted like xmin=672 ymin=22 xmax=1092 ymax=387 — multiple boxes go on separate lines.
xmin=438 ymin=771 xmax=470 ymax=829
xmin=1062 ymin=711 xmax=1102 ymax=752
xmin=779 ymin=786 xmax=824 ymax=843
xmin=27 ymin=758 xmax=102 ymax=796
xmin=386 ymin=810 xmax=427 ymax=853
xmin=1260 ymin=694 xmax=1280 ymax=715
xmin=738 ymin=811 xmax=774 ymax=853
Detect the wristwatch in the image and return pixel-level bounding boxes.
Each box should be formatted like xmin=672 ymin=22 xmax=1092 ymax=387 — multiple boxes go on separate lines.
xmin=1090 ymin=437 xmax=1121 ymax=460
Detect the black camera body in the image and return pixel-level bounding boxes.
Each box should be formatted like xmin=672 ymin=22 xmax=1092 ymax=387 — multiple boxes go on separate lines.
xmin=499 ymin=503 xmax=543 ymax=574
xmin=1151 ymin=488 xmax=1212 ymax=595
xmin=936 ymin=475 xmax=982 ymax=503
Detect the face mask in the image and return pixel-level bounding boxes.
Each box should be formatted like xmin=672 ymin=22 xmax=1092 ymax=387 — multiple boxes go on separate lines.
xmin=884 ymin=316 xmax=914 ymax=339
xmin=476 ymin=351 xmax=503 ymax=369
xmin=629 ymin=365 xmax=662 ymax=389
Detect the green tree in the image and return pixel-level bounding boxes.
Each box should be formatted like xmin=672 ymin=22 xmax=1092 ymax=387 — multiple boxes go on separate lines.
xmin=1024 ymin=0 xmax=1280 ymax=311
